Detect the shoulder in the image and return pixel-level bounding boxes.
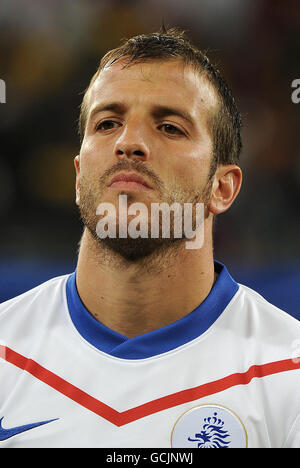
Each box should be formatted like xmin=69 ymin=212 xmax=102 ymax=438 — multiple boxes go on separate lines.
xmin=230 ymin=282 xmax=300 ymax=354
xmin=237 ymin=282 xmax=299 ymax=326
xmin=0 ymin=274 xmax=71 ymax=319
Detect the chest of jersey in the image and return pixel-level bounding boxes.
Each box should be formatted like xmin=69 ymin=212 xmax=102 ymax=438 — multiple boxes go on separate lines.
xmin=0 ymin=338 xmax=295 ymax=448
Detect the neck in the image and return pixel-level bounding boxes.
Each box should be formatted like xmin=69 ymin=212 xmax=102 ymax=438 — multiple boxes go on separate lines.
xmin=76 ymin=226 xmax=216 ymax=338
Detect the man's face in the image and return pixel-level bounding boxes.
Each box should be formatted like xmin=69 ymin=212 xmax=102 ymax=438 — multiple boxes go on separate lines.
xmin=76 ymin=58 xmax=218 ymax=260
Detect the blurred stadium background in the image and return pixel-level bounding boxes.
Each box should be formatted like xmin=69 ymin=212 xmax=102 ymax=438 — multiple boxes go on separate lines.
xmin=0 ymin=0 xmax=299 ymax=319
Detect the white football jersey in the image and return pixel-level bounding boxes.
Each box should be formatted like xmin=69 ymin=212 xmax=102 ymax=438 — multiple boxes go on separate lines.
xmin=0 ymin=261 xmax=300 ymax=448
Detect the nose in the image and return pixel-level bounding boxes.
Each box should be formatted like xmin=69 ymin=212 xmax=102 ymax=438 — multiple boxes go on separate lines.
xmin=113 ymin=122 xmax=150 ymax=161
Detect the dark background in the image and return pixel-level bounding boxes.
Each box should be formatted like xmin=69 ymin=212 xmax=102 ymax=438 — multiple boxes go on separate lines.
xmin=0 ymin=0 xmax=299 ymax=318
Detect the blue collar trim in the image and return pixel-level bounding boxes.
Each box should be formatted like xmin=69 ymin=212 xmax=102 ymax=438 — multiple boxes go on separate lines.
xmin=66 ymin=261 xmax=238 ymax=360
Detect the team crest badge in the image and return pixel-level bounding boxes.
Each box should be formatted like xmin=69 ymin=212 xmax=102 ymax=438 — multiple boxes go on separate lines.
xmin=171 ymin=404 xmax=247 ymax=448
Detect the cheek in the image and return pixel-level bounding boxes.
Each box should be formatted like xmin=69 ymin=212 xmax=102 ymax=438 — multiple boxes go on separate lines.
xmin=79 ymin=137 xmax=109 ymax=174
xmin=169 ymin=145 xmax=212 ymax=189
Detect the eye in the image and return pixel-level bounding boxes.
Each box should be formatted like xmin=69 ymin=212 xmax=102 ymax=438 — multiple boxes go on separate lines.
xmin=96 ymin=120 xmax=121 ymax=131
xmin=159 ymin=123 xmax=185 ymax=136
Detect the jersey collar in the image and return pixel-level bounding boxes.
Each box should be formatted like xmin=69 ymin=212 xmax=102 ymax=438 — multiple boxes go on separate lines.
xmin=66 ymin=261 xmax=238 ymax=360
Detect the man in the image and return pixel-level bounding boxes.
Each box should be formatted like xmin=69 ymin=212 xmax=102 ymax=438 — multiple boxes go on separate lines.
xmin=0 ymin=28 xmax=300 ymax=448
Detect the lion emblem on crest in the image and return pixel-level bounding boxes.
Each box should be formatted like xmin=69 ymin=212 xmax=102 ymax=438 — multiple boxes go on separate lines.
xmin=187 ymin=412 xmax=231 ymax=448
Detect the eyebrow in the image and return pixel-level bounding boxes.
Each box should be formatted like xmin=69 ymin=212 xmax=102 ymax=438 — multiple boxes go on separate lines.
xmin=89 ymin=102 xmax=127 ymax=121
xmin=88 ymin=102 xmax=195 ymax=127
xmin=151 ymin=105 xmax=195 ymax=127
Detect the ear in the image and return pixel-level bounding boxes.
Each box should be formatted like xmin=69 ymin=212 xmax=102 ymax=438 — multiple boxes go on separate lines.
xmin=74 ymin=155 xmax=80 ymax=205
xmin=208 ymin=164 xmax=242 ymax=215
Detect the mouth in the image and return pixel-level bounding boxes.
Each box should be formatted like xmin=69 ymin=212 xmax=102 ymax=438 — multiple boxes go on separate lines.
xmin=108 ymin=172 xmax=154 ymax=191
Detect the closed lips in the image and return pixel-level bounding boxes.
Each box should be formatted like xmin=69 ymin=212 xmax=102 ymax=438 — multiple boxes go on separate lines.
xmin=109 ymin=173 xmax=153 ymax=189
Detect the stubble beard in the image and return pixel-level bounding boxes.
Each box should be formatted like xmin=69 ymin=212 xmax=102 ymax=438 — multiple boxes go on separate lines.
xmin=78 ymin=160 xmax=214 ymax=264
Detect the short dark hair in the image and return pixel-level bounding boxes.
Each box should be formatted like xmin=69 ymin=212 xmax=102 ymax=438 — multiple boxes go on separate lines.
xmin=78 ymin=27 xmax=242 ymax=169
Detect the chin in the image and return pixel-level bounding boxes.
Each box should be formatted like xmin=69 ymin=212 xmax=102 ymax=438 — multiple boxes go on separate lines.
xmin=97 ymin=236 xmax=183 ymax=262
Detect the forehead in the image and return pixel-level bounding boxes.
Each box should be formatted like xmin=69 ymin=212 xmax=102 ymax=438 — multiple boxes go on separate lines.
xmin=86 ymin=59 xmax=218 ymax=120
